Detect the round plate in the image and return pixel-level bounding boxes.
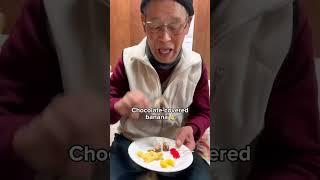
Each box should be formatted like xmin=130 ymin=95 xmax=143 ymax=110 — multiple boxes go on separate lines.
xmin=128 ymin=137 xmax=193 ymax=173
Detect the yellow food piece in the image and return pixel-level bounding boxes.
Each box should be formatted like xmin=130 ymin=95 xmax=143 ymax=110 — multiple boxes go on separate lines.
xmin=136 ymin=151 xmax=143 ymax=157
xmin=160 ymin=159 xmax=175 ymax=168
xmin=136 ymin=150 xmax=163 ymax=163
xmin=160 ymin=160 xmax=168 ymax=168
xmin=166 ymin=159 xmax=175 ymax=166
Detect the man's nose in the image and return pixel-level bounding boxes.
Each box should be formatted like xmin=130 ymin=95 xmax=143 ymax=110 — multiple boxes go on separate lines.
xmin=158 ymin=28 xmax=172 ymax=42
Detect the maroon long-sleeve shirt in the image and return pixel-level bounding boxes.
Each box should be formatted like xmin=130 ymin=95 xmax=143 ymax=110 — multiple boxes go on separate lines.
xmin=0 ymin=0 xmax=319 ymax=179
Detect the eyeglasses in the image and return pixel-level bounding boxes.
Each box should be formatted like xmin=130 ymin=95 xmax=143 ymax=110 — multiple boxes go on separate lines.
xmin=144 ymin=18 xmax=189 ymax=36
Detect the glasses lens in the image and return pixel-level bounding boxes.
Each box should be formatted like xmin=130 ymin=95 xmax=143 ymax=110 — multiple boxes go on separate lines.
xmin=168 ymin=23 xmax=184 ymax=34
xmin=147 ymin=23 xmax=162 ymax=33
xmin=145 ymin=20 xmax=187 ymax=35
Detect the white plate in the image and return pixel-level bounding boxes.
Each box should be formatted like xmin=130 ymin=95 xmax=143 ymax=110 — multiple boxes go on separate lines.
xmin=128 ymin=137 xmax=193 ymax=173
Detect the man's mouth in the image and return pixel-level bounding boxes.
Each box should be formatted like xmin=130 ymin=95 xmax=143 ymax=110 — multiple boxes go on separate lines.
xmin=158 ymin=48 xmax=173 ymax=56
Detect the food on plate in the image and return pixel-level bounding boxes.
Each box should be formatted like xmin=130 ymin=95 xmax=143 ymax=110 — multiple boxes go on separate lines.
xmin=160 ymin=159 xmax=175 ymax=168
xmin=153 ymin=138 xmax=171 ymax=152
xmin=165 ymin=159 xmax=175 ymax=166
xmin=163 ymin=142 xmax=169 ymax=151
xmin=170 ymin=148 xmax=180 ymax=159
xmin=154 ymin=143 xmax=162 ymax=152
xmin=160 ymin=160 xmax=168 ymax=168
xmin=136 ymin=150 xmax=163 ymax=163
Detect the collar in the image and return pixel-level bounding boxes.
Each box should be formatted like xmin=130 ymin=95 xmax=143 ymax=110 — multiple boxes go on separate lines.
xmin=145 ymin=43 xmax=181 ymax=70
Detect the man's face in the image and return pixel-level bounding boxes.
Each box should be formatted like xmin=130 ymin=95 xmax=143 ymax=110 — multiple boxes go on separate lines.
xmin=141 ymin=0 xmax=191 ymax=63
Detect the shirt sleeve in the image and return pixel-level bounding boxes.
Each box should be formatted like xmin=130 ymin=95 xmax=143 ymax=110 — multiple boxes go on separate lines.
xmin=0 ymin=0 xmax=62 ymax=178
xmin=185 ymin=63 xmax=211 ymax=142
xmin=110 ymin=56 xmax=130 ymax=124
xmin=248 ymin=2 xmax=320 ymax=179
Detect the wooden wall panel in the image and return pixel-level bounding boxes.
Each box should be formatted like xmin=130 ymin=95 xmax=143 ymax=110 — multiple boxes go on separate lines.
xmin=0 ymin=0 xmax=24 ymax=33
xmin=193 ymin=0 xmax=210 ymax=75
xmin=303 ymin=0 xmax=320 ymax=57
xmin=130 ymin=0 xmax=145 ymax=46
xmin=110 ymin=0 xmax=131 ymax=62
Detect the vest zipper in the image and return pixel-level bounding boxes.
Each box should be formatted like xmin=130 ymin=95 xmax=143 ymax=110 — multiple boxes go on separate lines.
xmin=135 ymin=59 xmax=163 ymax=136
xmin=134 ymin=58 xmax=200 ymax=137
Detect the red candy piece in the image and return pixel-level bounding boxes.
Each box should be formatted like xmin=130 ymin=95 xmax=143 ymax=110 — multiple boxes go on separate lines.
xmin=170 ymin=148 xmax=180 ymax=159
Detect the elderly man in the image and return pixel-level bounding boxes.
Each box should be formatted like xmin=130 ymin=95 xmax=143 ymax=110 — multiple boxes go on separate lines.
xmin=109 ymin=0 xmax=210 ymax=180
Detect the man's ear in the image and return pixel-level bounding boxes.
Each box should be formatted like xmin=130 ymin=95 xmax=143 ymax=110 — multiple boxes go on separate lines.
xmin=141 ymin=14 xmax=146 ymax=33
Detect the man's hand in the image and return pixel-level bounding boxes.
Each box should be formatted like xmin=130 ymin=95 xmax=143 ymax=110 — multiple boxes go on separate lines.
xmin=114 ymin=90 xmax=150 ymax=120
xmin=13 ymin=91 xmax=106 ymax=177
xmin=175 ymin=126 xmax=195 ymax=150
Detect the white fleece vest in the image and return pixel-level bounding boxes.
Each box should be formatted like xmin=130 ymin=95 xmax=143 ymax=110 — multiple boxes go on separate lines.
xmin=118 ymin=38 xmax=202 ymax=141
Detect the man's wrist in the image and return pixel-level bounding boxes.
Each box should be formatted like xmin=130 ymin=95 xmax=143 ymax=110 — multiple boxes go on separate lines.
xmin=186 ymin=124 xmax=200 ymax=141
xmin=111 ymin=98 xmax=122 ymax=123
